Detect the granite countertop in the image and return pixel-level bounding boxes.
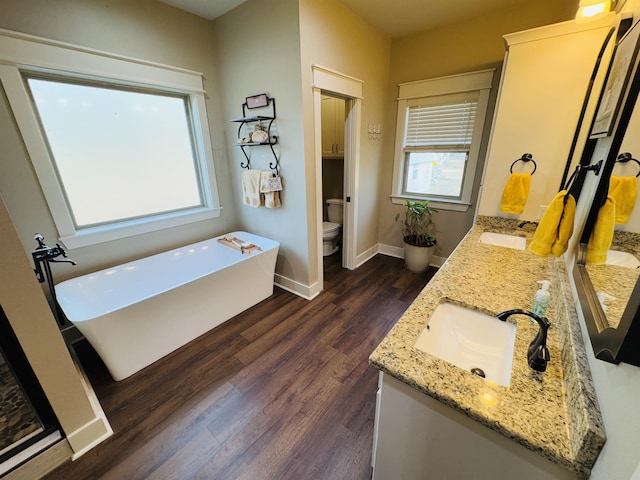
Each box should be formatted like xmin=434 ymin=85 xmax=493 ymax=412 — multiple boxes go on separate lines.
xmin=370 ymin=216 xmax=605 ymax=477
xmin=586 ymin=230 xmax=640 ymax=328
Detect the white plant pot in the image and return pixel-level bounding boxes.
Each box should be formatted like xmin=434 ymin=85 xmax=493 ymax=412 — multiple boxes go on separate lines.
xmin=403 ymin=242 xmax=435 ymax=272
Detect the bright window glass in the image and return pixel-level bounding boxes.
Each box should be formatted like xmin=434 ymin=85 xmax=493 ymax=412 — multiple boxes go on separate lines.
xmin=26 ymin=76 xmax=203 ymax=228
xmin=391 ymin=69 xmax=494 ymax=212
xmin=402 ymin=93 xmax=478 ymax=200
xmin=404 ymin=151 xmax=468 ymax=197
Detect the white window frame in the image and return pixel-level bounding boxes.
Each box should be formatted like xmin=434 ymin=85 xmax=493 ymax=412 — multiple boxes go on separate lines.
xmin=391 ymin=69 xmax=494 ymax=212
xmin=0 ymin=28 xmax=221 ymax=248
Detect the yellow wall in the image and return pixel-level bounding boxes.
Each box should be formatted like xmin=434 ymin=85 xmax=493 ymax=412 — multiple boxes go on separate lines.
xmin=377 ymin=0 xmax=578 ymax=257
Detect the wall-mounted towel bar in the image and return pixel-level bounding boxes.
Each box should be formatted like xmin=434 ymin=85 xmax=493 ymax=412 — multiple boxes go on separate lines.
xmin=615 ymin=152 xmax=640 ymax=177
xmin=510 ymin=153 xmax=537 ymax=175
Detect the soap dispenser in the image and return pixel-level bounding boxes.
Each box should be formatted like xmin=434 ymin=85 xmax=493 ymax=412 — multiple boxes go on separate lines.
xmin=531 ymin=280 xmax=551 ymax=318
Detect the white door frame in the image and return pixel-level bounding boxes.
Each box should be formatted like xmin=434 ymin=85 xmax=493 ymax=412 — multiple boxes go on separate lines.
xmin=312 ymin=65 xmax=362 ymax=281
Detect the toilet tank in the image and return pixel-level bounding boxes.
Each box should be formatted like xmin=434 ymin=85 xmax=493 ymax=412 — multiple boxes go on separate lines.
xmin=326 ymin=198 xmax=344 ymax=223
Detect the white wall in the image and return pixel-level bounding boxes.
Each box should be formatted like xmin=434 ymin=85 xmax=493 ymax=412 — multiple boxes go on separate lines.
xmin=0 ymin=0 xmax=236 ymax=279
xmin=478 ymin=17 xmax=617 ymax=222
xmin=212 ymin=0 xmax=311 ymax=292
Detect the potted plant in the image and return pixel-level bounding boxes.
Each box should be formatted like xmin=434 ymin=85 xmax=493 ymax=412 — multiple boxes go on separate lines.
xmin=395 ymin=199 xmax=438 ymax=272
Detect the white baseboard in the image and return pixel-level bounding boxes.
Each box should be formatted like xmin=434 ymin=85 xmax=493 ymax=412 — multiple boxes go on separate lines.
xmin=355 ymin=244 xmax=379 ymax=268
xmin=274 ymin=273 xmax=320 ymax=300
xmin=377 ymin=244 xmax=403 ymax=259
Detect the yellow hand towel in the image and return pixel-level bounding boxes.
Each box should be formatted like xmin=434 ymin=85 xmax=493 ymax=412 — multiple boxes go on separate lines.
xmin=500 ymin=173 xmax=532 ymax=214
xmin=529 ymin=190 xmax=573 ymax=257
xmin=550 ymin=193 xmax=576 ymax=257
xmin=586 ymin=195 xmax=616 ymax=265
xmin=609 ymin=175 xmax=638 ymax=224
xmin=242 ymin=170 xmax=262 ymax=208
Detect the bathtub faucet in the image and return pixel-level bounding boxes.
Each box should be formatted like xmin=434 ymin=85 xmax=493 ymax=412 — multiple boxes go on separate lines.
xmin=32 ymin=233 xmax=76 ymax=326
xmin=32 ymin=233 xmax=76 ymax=281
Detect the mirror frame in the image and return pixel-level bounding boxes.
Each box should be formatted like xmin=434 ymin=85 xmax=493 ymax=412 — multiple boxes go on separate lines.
xmin=573 ymin=17 xmax=640 ymax=366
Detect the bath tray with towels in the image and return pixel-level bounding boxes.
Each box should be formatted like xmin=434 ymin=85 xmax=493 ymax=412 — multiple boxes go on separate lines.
xmin=218 ymin=234 xmax=263 ymax=255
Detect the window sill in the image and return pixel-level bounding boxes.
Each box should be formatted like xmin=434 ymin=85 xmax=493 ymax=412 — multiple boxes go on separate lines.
xmin=60 ymin=207 xmax=221 ymax=249
xmin=390 ymin=195 xmax=471 ymax=213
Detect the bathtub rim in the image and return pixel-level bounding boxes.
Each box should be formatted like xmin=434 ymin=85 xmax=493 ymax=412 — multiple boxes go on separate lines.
xmin=55 ymin=231 xmax=279 ymax=323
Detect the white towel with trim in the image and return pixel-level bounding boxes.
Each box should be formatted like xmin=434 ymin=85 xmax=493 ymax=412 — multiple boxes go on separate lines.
xmin=242 ymin=170 xmax=262 ymax=207
xmin=260 ymin=171 xmax=281 ymax=208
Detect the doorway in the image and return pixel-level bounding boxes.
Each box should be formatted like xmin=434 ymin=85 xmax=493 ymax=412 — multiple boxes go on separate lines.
xmin=320 ymin=93 xmax=346 ymax=265
xmin=312 ymin=65 xmax=363 ymax=291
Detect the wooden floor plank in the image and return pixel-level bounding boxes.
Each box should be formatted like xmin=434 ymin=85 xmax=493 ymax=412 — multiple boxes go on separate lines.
xmin=43 ymin=253 xmax=435 ymax=480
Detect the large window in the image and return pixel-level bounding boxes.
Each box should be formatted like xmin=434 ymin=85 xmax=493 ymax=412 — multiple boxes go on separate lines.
xmin=0 ymin=30 xmax=220 ymax=248
xmin=391 ymin=70 xmax=494 ymax=212
xmin=26 ymin=75 xmax=205 ymax=228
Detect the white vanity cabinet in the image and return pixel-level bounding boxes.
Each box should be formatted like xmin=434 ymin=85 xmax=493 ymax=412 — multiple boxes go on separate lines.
xmin=371 ymin=372 xmax=576 ymax=480
xmin=321 ymin=95 xmax=345 ymax=158
xmin=478 ymin=15 xmax=618 ymax=221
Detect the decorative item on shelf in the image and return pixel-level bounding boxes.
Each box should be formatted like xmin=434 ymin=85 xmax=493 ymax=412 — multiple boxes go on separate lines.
xmin=395 ymin=199 xmax=438 ymax=272
xmin=252 ymin=124 xmax=269 ymax=144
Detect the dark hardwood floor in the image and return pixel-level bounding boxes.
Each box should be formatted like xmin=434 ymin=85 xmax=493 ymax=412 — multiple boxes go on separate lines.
xmin=43 ymin=253 xmax=436 ymax=480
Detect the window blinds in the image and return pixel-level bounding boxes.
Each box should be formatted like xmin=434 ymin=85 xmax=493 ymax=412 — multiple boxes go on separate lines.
xmin=405 ymin=95 xmax=478 ymax=149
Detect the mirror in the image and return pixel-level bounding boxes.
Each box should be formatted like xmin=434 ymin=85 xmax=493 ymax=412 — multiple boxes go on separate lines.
xmin=573 ymin=17 xmax=640 ymax=366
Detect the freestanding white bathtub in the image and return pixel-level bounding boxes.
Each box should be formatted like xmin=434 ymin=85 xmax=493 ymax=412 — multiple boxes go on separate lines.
xmin=56 ymin=232 xmax=279 ymax=381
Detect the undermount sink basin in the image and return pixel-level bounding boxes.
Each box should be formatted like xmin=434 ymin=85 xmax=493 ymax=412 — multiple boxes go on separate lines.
xmin=605 ymin=250 xmax=640 ymax=269
xmin=478 ymin=232 xmax=526 ymax=250
xmin=414 ymin=302 xmax=516 ymax=386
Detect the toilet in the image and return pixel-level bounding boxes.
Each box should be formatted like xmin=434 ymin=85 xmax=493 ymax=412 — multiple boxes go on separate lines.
xmin=323 ymin=198 xmax=344 ymax=256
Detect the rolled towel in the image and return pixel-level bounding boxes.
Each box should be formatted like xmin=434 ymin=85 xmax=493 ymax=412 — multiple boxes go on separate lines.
xmin=500 ymin=173 xmax=532 ymax=214
xmin=529 ymin=190 xmax=576 ymax=257
xmin=242 ymin=170 xmax=262 ymax=208
xmin=609 ymin=176 xmax=638 ymax=224
xmin=586 ymin=195 xmax=616 ymax=265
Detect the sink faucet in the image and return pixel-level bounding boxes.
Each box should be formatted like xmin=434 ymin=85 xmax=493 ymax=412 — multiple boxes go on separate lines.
xmin=517 ymin=220 xmax=538 ymax=229
xmin=497 ymin=309 xmax=551 ymax=372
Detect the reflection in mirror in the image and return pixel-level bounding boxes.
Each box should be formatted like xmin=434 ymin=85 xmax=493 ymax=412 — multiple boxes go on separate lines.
xmin=574 ymin=17 xmax=640 ymax=366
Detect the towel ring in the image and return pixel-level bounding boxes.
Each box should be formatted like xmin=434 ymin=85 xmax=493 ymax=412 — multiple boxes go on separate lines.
xmin=510 ymin=153 xmax=537 ymax=175
xmin=615 ymin=152 xmax=640 ymax=177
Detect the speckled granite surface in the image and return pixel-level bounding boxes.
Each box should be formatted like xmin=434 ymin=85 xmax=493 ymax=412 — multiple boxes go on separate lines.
xmin=586 ymin=231 xmax=640 ymax=328
xmin=370 ymin=216 xmax=605 ymax=477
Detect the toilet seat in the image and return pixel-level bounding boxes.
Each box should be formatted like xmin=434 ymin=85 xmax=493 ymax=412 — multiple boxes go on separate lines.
xmin=323 ymin=221 xmax=341 ymax=235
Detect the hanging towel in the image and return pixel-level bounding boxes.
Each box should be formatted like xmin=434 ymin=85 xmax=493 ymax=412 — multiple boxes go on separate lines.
xmin=550 ymin=194 xmax=576 ymax=257
xmin=609 ymin=175 xmax=638 ymax=224
xmin=500 ymin=173 xmax=532 ymax=214
xmin=586 ymin=195 xmax=616 ymax=265
xmin=529 ymin=190 xmax=575 ymax=257
xmin=259 ymin=171 xmax=281 ymax=208
xmin=242 ymin=170 xmax=262 ymax=208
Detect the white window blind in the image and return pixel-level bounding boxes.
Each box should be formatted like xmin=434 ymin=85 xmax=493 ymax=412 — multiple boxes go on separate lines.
xmin=405 ymin=94 xmax=479 ymax=149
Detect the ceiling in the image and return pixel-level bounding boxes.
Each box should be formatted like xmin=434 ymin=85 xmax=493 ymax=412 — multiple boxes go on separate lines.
xmin=158 ymin=0 xmax=542 ymax=38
